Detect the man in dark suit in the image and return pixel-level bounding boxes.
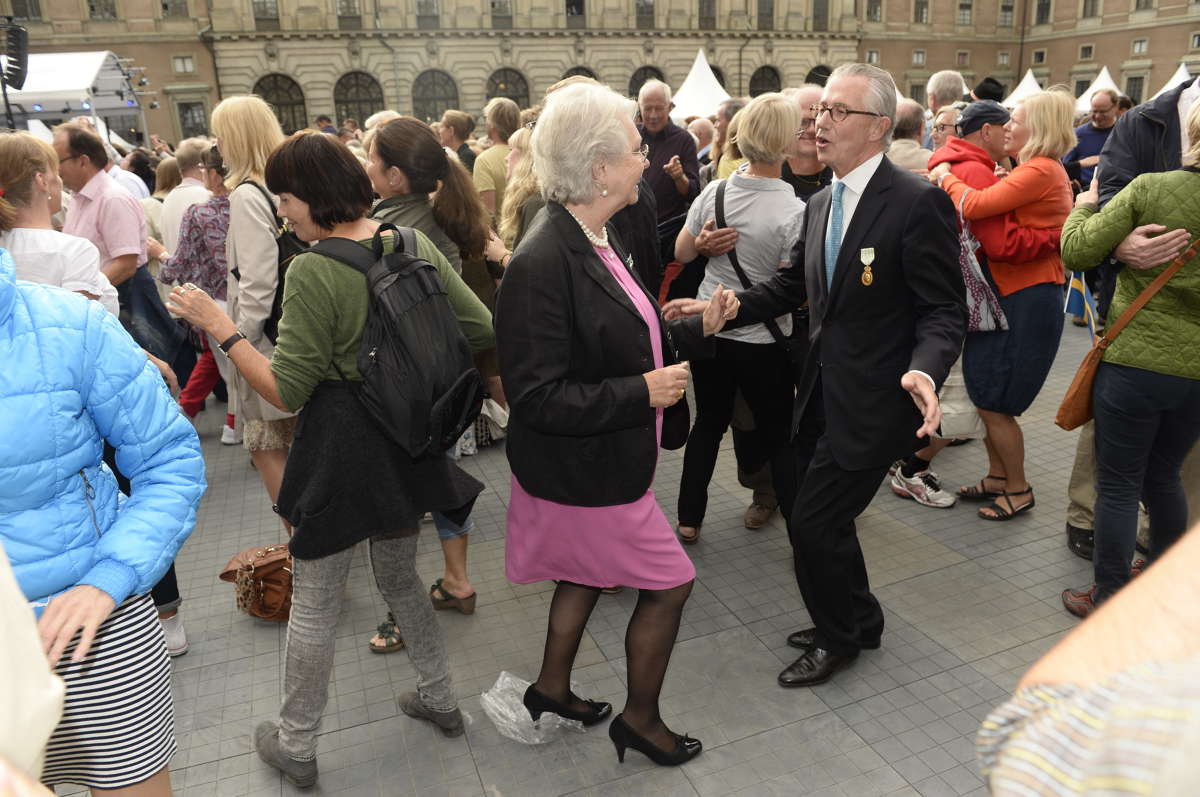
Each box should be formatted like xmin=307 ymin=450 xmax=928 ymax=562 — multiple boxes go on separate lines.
xmin=670 ymin=63 xmax=966 ymax=686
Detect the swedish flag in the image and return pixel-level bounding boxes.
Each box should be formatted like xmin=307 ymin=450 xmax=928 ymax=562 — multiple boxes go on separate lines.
xmin=1064 ymin=271 xmax=1099 ymax=342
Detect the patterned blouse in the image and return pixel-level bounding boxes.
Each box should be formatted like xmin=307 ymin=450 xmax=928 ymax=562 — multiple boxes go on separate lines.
xmin=157 ymin=194 xmax=230 ymax=300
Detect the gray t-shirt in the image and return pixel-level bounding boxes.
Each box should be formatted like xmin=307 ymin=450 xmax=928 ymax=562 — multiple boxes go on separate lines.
xmin=686 ymin=169 xmax=805 ymax=344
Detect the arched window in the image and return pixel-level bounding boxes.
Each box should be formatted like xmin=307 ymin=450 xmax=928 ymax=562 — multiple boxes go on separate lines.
xmin=710 ymin=65 xmax=727 ymax=88
xmin=412 ymin=69 xmax=458 ymax=123
xmin=629 ymin=65 xmax=664 ymax=98
xmin=334 ymin=71 xmax=384 ymax=126
xmin=562 ymin=65 xmax=597 ymax=80
xmin=486 ymin=68 xmax=530 ymax=107
xmin=749 ymin=65 xmax=782 ymax=96
xmin=805 ymin=64 xmax=832 ymax=86
xmin=253 ymin=73 xmax=306 ymax=134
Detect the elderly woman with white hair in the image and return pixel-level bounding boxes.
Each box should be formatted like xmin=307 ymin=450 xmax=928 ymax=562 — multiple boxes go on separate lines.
xmin=495 ymin=80 xmax=737 ymax=767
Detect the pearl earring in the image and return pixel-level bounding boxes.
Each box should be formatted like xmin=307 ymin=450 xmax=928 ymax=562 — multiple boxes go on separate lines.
xmin=601 ymin=186 xmax=608 ymax=197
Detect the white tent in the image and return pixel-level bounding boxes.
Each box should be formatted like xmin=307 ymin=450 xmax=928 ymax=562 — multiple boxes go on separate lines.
xmin=1002 ymin=69 xmax=1042 ymax=108
xmin=1152 ymin=61 xmax=1193 ymax=100
xmin=1075 ymin=66 xmax=1121 ymax=113
xmin=669 ymin=50 xmax=731 ymax=122
xmin=1 ymin=51 xmax=141 ymax=119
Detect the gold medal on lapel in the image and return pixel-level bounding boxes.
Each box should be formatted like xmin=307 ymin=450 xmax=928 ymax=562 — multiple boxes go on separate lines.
xmin=859 ymin=248 xmax=875 ymax=286
xmin=861 ymin=266 xmax=874 ymax=286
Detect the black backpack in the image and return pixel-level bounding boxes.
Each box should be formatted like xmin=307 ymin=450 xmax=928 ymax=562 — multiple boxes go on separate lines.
xmin=230 ymin=181 xmax=308 ymax=344
xmin=311 ymin=224 xmax=485 ymax=459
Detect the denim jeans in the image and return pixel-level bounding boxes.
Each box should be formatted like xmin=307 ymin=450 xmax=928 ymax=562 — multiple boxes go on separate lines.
xmin=278 ymin=534 xmax=455 ymax=760
xmin=1092 ymin=362 xmax=1200 ymax=603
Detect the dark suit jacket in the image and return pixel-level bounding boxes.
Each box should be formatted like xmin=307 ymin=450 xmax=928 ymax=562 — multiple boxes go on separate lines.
xmin=735 ymin=156 xmax=966 ymax=471
xmin=495 ymin=202 xmax=711 ymax=506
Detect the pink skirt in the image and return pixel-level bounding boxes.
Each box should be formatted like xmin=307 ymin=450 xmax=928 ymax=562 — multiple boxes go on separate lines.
xmin=505 ymin=475 xmax=696 ymax=590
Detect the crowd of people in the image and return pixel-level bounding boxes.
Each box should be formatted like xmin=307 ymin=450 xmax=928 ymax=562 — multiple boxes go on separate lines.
xmin=1 ymin=58 xmax=1198 ymax=796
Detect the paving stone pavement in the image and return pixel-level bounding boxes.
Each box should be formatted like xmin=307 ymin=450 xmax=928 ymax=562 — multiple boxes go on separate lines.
xmin=58 ymin=324 xmax=1097 ymax=797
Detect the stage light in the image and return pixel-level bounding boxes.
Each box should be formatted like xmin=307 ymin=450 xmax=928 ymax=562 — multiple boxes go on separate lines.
xmin=32 ymin=103 xmax=42 ymax=111
xmin=126 ymin=99 xmax=136 ymax=107
xmin=82 ymin=101 xmax=91 ymax=110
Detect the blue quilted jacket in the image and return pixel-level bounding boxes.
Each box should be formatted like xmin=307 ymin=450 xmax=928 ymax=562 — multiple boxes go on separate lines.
xmin=0 ymin=249 xmax=206 ymax=612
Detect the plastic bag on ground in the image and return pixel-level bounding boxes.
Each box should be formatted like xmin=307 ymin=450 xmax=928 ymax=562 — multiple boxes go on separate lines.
xmin=480 ymin=671 xmax=585 ymax=745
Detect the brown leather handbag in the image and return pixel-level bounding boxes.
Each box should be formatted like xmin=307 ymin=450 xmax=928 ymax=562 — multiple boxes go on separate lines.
xmin=1056 ymin=239 xmax=1197 ymax=431
xmin=218 ymin=543 xmax=293 ymax=622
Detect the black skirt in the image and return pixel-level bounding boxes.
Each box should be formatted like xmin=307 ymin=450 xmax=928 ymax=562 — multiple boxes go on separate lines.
xmin=277 ymin=381 xmax=484 ymax=560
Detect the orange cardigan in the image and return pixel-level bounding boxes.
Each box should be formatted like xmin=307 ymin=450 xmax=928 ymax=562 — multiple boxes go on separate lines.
xmin=941 ymin=156 xmax=1073 ymax=296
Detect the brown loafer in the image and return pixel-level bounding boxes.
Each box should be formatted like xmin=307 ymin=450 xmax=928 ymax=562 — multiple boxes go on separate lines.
xmin=743 ymin=502 xmax=775 ymax=530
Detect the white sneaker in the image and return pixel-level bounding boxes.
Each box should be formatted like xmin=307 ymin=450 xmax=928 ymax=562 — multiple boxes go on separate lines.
xmin=220 ymin=424 xmax=241 ymax=445
xmin=160 ymin=613 xmax=189 ymax=657
xmin=890 ymin=468 xmax=956 ymax=508
xmin=888 ymin=459 xmax=905 ymax=477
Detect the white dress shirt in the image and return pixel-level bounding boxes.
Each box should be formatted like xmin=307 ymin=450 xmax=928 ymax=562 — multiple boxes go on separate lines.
xmin=160 ymin=178 xmax=211 ymax=253
xmin=823 ymin=151 xmax=937 ymax=393
xmin=107 ymin=165 xmax=150 ymax=200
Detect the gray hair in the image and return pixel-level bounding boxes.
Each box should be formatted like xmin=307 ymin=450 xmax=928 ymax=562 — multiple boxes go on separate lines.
xmin=829 ymin=62 xmax=898 ymax=148
xmin=927 ymin=70 xmax=968 ymax=108
xmin=533 ymin=81 xmax=636 ymax=205
xmin=638 ymin=79 xmax=672 ymax=107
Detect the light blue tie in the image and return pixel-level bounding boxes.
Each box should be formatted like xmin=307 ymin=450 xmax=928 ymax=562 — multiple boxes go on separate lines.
xmin=824 ymin=182 xmax=846 ymax=289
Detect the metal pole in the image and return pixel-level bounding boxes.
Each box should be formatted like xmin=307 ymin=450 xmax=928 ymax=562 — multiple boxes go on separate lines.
xmin=1 ymin=78 xmax=14 ymax=130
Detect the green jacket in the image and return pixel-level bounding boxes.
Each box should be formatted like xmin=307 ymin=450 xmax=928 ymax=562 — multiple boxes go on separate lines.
xmin=270 ymin=229 xmax=495 ymax=412
xmin=1060 ymin=168 xmax=1200 ymax=380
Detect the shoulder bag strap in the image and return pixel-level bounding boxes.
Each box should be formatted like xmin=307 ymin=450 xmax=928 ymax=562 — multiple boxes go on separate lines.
xmin=714 ymin=179 xmax=793 ymax=350
xmin=1098 ymin=237 xmax=1199 ymax=350
xmin=238 ymin=180 xmax=283 ymax=228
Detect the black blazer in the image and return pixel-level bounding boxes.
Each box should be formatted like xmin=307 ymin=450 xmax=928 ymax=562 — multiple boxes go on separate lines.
xmin=495 ymin=202 xmax=712 ymax=506
xmin=736 ymin=157 xmax=967 ymax=470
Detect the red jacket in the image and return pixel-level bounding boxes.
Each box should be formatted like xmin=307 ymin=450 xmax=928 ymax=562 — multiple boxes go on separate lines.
xmin=928 ymin=138 xmax=1060 ymax=283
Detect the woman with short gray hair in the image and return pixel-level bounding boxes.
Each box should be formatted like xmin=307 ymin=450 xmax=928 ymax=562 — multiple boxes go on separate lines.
xmin=496 ymin=80 xmax=738 ymax=768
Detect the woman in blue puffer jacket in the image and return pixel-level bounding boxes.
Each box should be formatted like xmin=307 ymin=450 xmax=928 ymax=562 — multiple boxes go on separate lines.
xmin=0 ymin=247 xmax=205 ymax=795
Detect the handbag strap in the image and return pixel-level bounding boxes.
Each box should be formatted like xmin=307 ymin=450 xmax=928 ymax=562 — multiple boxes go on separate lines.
xmin=714 ymin=180 xmax=791 ymax=348
xmin=1098 ymin=238 xmax=1198 ymax=349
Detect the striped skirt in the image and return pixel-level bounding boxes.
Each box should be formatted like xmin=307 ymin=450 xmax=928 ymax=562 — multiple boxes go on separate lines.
xmin=41 ymin=594 xmax=177 ymax=789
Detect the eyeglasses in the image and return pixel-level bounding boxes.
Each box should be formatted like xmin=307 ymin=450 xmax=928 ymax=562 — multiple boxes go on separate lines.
xmin=632 ymin=144 xmax=650 ymax=160
xmin=933 ymin=123 xmax=955 ymax=133
xmin=796 ymin=116 xmax=819 ymax=137
xmin=810 ymin=103 xmax=883 ymax=124
xmin=524 ymin=120 xmax=536 ymax=130
xmin=59 ymin=154 xmax=83 ymax=164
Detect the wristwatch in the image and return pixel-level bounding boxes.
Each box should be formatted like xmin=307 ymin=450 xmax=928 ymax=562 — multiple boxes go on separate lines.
xmin=218 ymin=330 xmax=247 ymax=354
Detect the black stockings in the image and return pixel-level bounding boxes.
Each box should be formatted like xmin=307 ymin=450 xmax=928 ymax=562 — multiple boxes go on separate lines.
xmin=622 ymin=580 xmax=693 ymax=748
xmin=534 ymin=578 xmax=694 ymax=748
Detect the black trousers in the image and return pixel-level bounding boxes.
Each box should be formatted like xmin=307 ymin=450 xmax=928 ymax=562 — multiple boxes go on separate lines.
xmin=103 ymin=443 xmax=181 ymax=611
xmin=677 ymin=337 xmax=793 ymax=526
xmin=771 ymin=383 xmax=889 ymax=657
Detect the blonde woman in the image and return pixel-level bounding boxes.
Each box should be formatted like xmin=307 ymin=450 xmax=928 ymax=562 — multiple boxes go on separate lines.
xmin=497 ymin=125 xmax=544 ymax=250
xmin=929 ymin=89 xmax=1075 ymax=521
xmin=211 ymin=95 xmax=295 ymax=522
xmin=672 ymin=92 xmax=805 ymax=544
xmin=715 ymin=109 xmax=748 ymax=180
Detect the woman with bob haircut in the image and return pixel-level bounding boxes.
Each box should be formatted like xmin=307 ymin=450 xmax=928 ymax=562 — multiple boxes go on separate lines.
xmin=211 ymin=95 xmax=296 ymax=527
xmin=1057 ymin=101 xmax=1200 ymax=616
xmin=362 ymin=115 xmax=502 ymax=652
xmin=929 ymin=89 xmax=1075 ymax=521
xmin=671 ymin=92 xmax=805 ymax=546
xmin=169 ymin=130 xmax=494 ymax=787
xmin=495 ymin=80 xmax=739 ymax=768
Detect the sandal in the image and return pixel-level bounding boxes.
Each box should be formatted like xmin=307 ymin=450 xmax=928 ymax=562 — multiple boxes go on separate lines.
xmin=979 ymin=487 xmax=1035 ymax=521
xmin=430 ymin=578 xmax=477 ymax=615
xmin=958 ymin=475 xmax=1006 ymax=501
xmin=368 ymin=612 xmax=405 ymax=654
xmin=676 ymin=525 xmax=701 ymax=546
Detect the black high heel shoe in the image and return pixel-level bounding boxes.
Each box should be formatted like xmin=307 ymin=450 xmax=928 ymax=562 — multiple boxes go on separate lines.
xmin=608 ymin=714 xmax=702 ymax=766
xmin=523 ymin=684 xmax=612 ymax=726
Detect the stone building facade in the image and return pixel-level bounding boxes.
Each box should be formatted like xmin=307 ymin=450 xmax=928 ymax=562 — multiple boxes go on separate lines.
xmin=9 ymin=0 xmax=1199 ymax=141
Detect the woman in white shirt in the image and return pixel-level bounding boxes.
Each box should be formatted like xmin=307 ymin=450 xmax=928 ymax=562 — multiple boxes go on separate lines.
xmin=0 ymin=132 xmax=118 ymax=315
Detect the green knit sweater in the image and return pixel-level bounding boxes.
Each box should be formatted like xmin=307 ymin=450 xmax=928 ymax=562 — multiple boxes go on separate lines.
xmin=1060 ymin=169 xmax=1200 ymax=380
xmin=270 ymin=228 xmax=496 ymax=412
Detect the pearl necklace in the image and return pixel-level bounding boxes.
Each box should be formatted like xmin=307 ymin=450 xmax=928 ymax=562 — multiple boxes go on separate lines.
xmin=565 ymin=206 xmax=609 ymax=248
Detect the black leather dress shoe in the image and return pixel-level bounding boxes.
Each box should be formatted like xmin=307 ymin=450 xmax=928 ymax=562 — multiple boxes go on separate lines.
xmin=786 ymin=628 xmax=880 ymax=651
xmin=778 ymin=648 xmax=858 ymax=687
xmin=1066 ymin=524 xmax=1094 ymax=561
